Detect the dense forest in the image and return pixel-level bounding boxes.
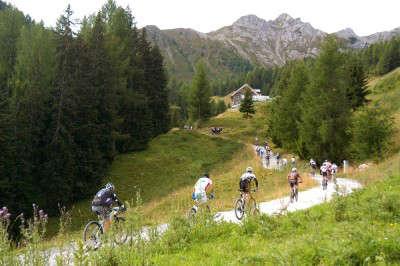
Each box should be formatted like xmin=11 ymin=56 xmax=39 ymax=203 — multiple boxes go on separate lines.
xmin=0 ymin=1 xmax=169 ymax=216
xmin=268 ymin=35 xmax=399 ymax=163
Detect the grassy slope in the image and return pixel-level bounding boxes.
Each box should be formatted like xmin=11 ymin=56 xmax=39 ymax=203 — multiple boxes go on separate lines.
xmin=61 ymin=131 xmax=242 ymax=232
xmin=368 ymin=68 xmax=400 ymax=152
xmin=81 ymin=70 xmax=400 ymax=264
xmin=140 ymin=104 xmax=315 ymax=224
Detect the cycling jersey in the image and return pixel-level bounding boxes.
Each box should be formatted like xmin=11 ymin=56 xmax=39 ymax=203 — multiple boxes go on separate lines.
xmin=288 ymin=172 xmax=300 ymax=183
xmin=239 ymin=172 xmax=258 ymax=192
xmin=194 ymin=177 xmax=212 ymax=194
xmin=92 ymin=188 xmax=119 ymax=207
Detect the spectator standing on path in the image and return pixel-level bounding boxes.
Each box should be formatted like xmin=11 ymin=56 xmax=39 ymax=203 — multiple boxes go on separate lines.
xmin=276 ymin=153 xmax=281 ymax=167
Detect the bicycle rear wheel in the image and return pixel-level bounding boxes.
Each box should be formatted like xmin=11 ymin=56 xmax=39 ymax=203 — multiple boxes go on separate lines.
xmin=113 ymin=216 xmax=128 ymax=245
xmin=234 ymin=198 xmax=245 ymax=220
xmin=83 ymin=221 xmax=103 ymax=249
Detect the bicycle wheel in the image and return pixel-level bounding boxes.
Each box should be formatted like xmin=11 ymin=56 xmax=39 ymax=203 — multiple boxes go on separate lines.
xmin=83 ymin=221 xmax=103 ymax=249
xmin=234 ymin=198 xmax=245 ymax=220
xmin=248 ymin=197 xmax=259 ymax=216
xmin=112 ymin=216 xmax=128 ymax=245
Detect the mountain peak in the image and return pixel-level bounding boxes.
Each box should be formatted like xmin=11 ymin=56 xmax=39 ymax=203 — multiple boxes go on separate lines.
xmin=336 ymin=27 xmax=358 ymax=38
xmin=233 ymin=14 xmax=267 ymax=28
xmin=275 ymin=13 xmax=294 ymax=22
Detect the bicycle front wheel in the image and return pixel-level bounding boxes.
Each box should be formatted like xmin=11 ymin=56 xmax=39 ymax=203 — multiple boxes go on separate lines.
xmin=248 ymin=197 xmax=259 ymax=216
xmin=113 ymin=216 xmax=128 ymax=245
xmin=234 ymin=198 xmax=245 ymax=220
xmin=83 ymin=221 xmax=103 ymax=249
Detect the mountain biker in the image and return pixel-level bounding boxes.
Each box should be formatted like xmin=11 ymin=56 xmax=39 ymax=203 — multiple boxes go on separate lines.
xmin=265 ymin=150 xmax=271 ymax=167
xmin=91 ymin=182 xmax=124 ymax=232
xmin=191 ymin=173 xmax=214 ymax=213
xmin=320 ymin=164 xmax=329 ymax=185
xmin=287 ymin=167 xmax=302 ymax=199
xmin=239 ymin=167 xmax=259 ymax=202
xmin=309 ymin=159 xmax=317 ymax=175
xmin=291 ymin=156 xmax=296 ymax=167
xmin=331 ymin=163 xmax=338 ymax=180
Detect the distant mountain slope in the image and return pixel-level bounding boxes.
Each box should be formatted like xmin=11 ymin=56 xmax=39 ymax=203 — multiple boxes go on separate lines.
xmin=335 ymin=27 xmax=400 ymax=48
xmin=146 ymin=13 xmax=400 ymax=81
xmin=145 ymin=25 xmax=253 ymax=80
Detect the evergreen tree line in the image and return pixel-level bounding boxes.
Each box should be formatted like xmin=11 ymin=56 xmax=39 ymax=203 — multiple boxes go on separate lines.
xmin=0 ymin=1 xmax=169 ymax=216
xmin=359 ymin=36 xmax=400 ymax=76
xmin=268 ymin=36 xmax=393 ymax=163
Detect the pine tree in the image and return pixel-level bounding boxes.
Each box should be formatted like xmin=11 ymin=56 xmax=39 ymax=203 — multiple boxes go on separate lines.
xmin=239 ymin=89 xmax=255 ymax=118
xmin=299 ymin=35 xmax=352 ymax=162
xmin=268 ymin=61 xmax=309 ymax=151
xmin=189 ymin=61 xmax=211 ymax=121
xmin=345 ymin=55 xmax=369 ymax=110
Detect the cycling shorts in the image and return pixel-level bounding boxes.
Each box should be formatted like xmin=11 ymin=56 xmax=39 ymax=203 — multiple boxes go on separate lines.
xmin=239 ymin=179 xmax=250 ymax=193
xmin=193 ymin=192 xmax=207 ymax=204
xmin=288 ymin=180 xmax=298 ymax=188
xmin=92 ymin=205 xmax=111 ymax=220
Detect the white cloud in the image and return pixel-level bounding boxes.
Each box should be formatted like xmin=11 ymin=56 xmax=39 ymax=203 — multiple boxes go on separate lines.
xmin=7 ymin=0 xmax=400 ymax=36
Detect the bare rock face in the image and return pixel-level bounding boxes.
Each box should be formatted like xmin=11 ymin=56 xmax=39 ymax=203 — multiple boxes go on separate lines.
xmin=209 ymin=14 xmax=326 ymax=66
xmin=145 ymin=13 xmax=400 ymax=80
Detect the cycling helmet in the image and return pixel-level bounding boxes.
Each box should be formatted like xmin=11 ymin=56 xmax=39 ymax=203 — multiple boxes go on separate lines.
xmin=204 ymin=173 xmax=210 ymax=178
xmin=105 ymin=182 xmax=115 ymax=191
xmin=246 ymin=166 xmax=253 ymax=173
xmin=291 ymin=167 xmax=297 ymax=172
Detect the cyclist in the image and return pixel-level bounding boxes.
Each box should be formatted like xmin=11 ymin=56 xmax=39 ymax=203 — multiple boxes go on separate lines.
xmin=287 ymin=167 xmax=302 ymax=193
xmin=331 ymin=163 xmax=338 ymax=181
xmin=191 ymin=173 xmax=214 ymax=213
xmin=276 ymin=153 xmax=281 ymax=167
xmin=309 ymin=159 xmax=317 ymax=176
xmin=291 ymin=156 xmax=296 ymax=167
xmin=91 ymin=182 xmax=124 ymax=232
xmin=320 ymin=164 xmax=329 ymax=186
xmin=239 ymin=167 xmax=259 ymax=202
xmin=265 ymin=150 xmax=271 ymax=167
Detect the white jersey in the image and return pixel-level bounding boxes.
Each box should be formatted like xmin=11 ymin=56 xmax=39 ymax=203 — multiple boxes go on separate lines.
xmin=320 ymin=165 xmax=328 ymax=173
xmin=194 ymin=177 xmax=212 ymax=194
xmin=240 ymin=172 xmax=256 ymax=182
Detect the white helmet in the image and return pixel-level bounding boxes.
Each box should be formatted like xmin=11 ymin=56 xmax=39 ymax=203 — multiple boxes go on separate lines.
xmin=246 ymin=166 xmax=253 ymax=173
xmin=291 ymin=167 xmax=297 ymax=172
xmin=105 ymin=182 xmax=115 ymax=191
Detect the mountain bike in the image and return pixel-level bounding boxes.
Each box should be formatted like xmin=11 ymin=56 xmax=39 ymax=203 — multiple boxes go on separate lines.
xmin=289 ymin=182 xmax=299 ymax=203
xmin=234 ymin=189 xmax=259 ymax=220
xmin=83 ymin=206 xmax=127 ymax=249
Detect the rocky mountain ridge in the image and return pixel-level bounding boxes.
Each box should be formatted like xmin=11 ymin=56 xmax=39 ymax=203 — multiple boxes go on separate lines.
xmin=145 ymin=13 xmax=400 ymax=79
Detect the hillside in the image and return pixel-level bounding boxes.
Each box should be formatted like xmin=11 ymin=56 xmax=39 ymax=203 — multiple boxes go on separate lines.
xmin=146 ymin=13 xmax=400 ymax=81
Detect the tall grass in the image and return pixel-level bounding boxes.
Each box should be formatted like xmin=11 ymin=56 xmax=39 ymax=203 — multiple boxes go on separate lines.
xmin=87 ymin=173 xmax=400 ymax=265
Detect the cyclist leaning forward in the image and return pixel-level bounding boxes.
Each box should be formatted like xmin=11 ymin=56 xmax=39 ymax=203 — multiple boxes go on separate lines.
xmin=239 ymin=167 xmax=259 ymax=202
xmin=287 ymin=167 xmax=302 ymax=194
xmin=91 ymin=182 xmax=124 ymax=232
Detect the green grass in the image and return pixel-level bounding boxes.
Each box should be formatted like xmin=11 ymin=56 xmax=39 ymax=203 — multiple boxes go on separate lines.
xmin=81 ymin=173 xmax=400 ymax=265
xmin=369 ymin=67 xmax=400 ymax=113
xmin=53 ymin=130 xmax=242 ymax=233
xmin=200 ymin=103 xmax=268 ymax=143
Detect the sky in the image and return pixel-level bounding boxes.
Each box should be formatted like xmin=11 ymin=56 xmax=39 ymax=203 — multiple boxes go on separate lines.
xmin=6 ymin=0 xmax=400 ymax=36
